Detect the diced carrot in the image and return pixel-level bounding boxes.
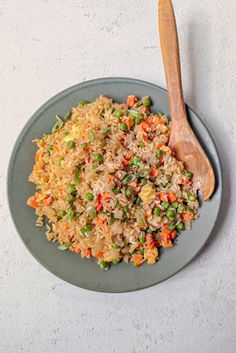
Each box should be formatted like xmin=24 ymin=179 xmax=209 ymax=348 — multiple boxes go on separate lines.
xmin=63 ymin=224 xmax=70 ymax=232
xmin=142 ymin=133 xmax=148 ymax=142
xmin=156 ymin=143 xmax=164 ymax=149
xmin=140 ymin=121 xmax=149 ymax=132
xmin=163 ymin=223 xmax=169 ymax=229
xmin=95 ymin=250 xmax=104 ymax=259
xmin=181 ymin=179 xmax=191 ymax=186
xmin=34 ymin=192 xmax=41 ymax=198
xmin=171 ymin=230 xmax=177 ymax=240
xmin=162 ymin=241 xmax=173 ymax=248
xmin=126 ymin=119 xmax=134 ymax=128
xmin=146 ymin=116 xmax=153 ymax=125
xmin=35 ymin=151 xmax=42 ymax=162
xmin=125 ymin=153 xmax=133 ymax=160
xmin=108 ymin=174 xmax=114 ymax=182
xmin=154 ymin=118 xmax=165 ymax=126
xmin=84 ymin=146 xmax=90 ymax=152
xmin=122 ymin=159 xmax=129 ymax=167
xmin=132 ymin=254 xmax=143 ymax=266
xmin=159 ymin=192 xmax=168 ymax=202
xmin=182 ymin=212 xmax=194 ymax=222
xmin=102 ymin=192 xmax=110 ymax=201
xmin=168 ymin=192 xmax=177 ymax=202
xmin=43 ymin=196 xmax=53 ymax=206
xmin=74 ymin=248 xmax=81 ymax=254
xmin=27 ymin=197 xmax=39 ymax=208
xmin=52 ymin=146 xmax=59 ymax=152
xmin=146 ymin=240 xmax=155 ymax=249
xmin=127 ymin=95 xmax=138 ymax=106
xmin=146 ymin=234 xmax=153 ymax=241
xmin=84 ymin=249 xmax=92 ymax=257
xmin=160 ymin=229 xmax=171 ymax=240
xmin=150 ymin=167 xmax=158 ymax=177
xmin=33 ymin=165 xmax=44 ymax=172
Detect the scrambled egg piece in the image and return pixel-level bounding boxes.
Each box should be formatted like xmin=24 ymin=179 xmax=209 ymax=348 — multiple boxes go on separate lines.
xmin=64 ymin=122 xmax=86 ymax=142
xmin=144 ymin=247 xmax=158 ymax=264
xmin=138 ymin=183 xmax=156 ymax=204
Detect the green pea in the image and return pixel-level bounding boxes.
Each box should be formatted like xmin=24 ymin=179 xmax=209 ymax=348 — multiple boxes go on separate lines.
xmin=139 ymin=248 xmax=145 ymax=255
xmin=177 ymin=204 xmax=185 ymax=213
xmin=67 ymin=140 xmax=75 ymax=149
xmin=135 ymin=196 xmax=142 ymax=205
xmin=177 ymin=222 xmax=185 ymax=231
xmin=112 ymin=186 xmax=120 ymax=195
xmin=79 ymin=100 xmax=90 ymax=106
xmin=36 ymin=185 xmax=41 ymax=190
xmin=134 ymin=116 xmax=143 ymax=125
xmin=125 ymin=188 xmax=132 ymax=197
xmin=120 ymin=123 xmax=128 ymax=131
xmin=158 ymin=111 xmax=163 ymax=117
xmin=166 ymin=209 xmax=175 ymax=221
xmin=171 ymin=201 xmax=179 ymax=209
xmin=140 ymin=178 xmax=148 ymax=185
xmin=67 ymin=194 xmax=75 ymax=203
xmin=94 ymin=153 xmax=104 ymax=163
xmin=116 ymin=111 xmax=122 ymax=118
xmin=131 ymin=157 xmax=141 ymax=165
xmin=156 ymin=149 xmax=163 ymax=158
xmin=139 ymin=141 xmax=145 ymax=147
xmin=139 ymin=235 xmax=146 ymax=244
xmin=100 ymin=261 xmax=108 ymax=270
xmin=153 ymin=208 xmax=161 ymax=216
xmin=88 ymin=129 xmax=96 ymax=142
xmin=161 ymin=201 xmax=169 ymax=209
xmin=188 ymin=194 xmax=197 ymax=202
xmin=184 ymin=171 xmax=193 ymax=179
xmin=88 ymin=208 xmax=96 ymax=218
xmin=57 ymin=210 xmax=66 ymax=218
xmin=68 ymin=184 xmax=76 ymax=194
xmin=64 ymin=110 xmax=72 ymax=120
xmin=123 ymin=205 xmax=129 ymax=213
xmin=112 ymin=260 xmax=119 ymax=265
xmin=114 ymin=199 xmax=119 ymax=208
xmin=74 ymin=169 xmax=80 ymax=185
xmin=81 ymin=142 xmax=88 ymax=149
xmin=168 ymin=222 xmax=176 ymax=230
xmin=143 ymin=97 xmax=152 ymax=106
xmin=81 ymin=224 xmax=93 ymax=234
xmin=66 ymin=208 xmax=75 ymax=221
xmin=102 ymin=127 xmax=111 ymax=135
xmin=140 ymin=217 xmax=146 ymax=224
xmin=112 ymin=243 xmax=120 ymax=249
xmin=86 ymin=192 xmax=94 ymax=201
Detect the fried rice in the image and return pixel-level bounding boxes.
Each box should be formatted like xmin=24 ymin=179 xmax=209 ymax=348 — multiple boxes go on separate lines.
xmin=27 ymin=95 xmax=199 ymax=269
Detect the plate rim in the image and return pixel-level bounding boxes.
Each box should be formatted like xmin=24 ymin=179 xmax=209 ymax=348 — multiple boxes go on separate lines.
xmin=7 ymin=77 xmax=223 ymax=293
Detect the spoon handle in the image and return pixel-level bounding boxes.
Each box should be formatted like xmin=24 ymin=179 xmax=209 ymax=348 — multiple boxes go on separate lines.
xmin=158 ymin=0 xmax=186 ymax=122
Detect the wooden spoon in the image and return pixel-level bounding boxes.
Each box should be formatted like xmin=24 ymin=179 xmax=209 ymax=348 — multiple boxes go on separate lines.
xmin=158 ymin=0 xmax=215 ymax=200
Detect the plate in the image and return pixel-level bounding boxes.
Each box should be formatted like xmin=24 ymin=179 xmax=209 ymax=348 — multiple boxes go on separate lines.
xmin=7 ymin=78 xmax=222 ymax=292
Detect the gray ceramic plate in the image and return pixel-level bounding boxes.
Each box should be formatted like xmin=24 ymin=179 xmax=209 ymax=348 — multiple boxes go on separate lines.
xmin=7 ymin=78 xmax=222 ymax=293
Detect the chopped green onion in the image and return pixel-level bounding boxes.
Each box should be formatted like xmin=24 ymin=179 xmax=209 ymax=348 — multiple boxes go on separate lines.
xmin=45 ymin=146 xmax=52 ymax=156
xmin=58 ymin=157 xmax=64 ymax=166
xmin=94 ymin=153 xmax=104 ymax=163
xmin=140 ymin=178 xmax=148 ymax=185
xmin=168 ymin=223 xmax=176 ymax=230
xmin=158 ymin=111 xmax=163 ymax=117
xmin=57 ymin=210 xmax=66 ymax=218
xmin=122 ymin=174 xmax=137 ymax=185
xmin=139 ymin=235 xmax=146 ymax=244
xmin=140 ymin=217 xmax=146 ymax=224
xmin=134 ymin=116 xmax=143 ymax=125
xmin=67 ymin=140 xmax=75 ymax=149
xmin=123 ymin=205 xmax=129 ymax=213
xmin=67 ymin=194 xmax=75 ymax=203
xmin=156 ymin=149 xmax=163 ymax=158
xmin=81 ymin=142 xmax=88 ymax=149
xmin=64 ymin=110 xmax=72 ymax=120
xmin=184 ymin=171 xmax=193 ymax=179
xmin=52 ymin=117 xmax=63 ymax=134
xmin=135 ymin=196 xmax=142 ymax=205
xmin=58 ymin=242 xmax=72 ymax=251
xmin=102 ymin=127 xmax=111 ymax=135
xmin=142 ymin=97 xmax=152 ymax=106
xmin=131 ymin=157 xmax=141 ymax=165
xmin=79 ymin=100 xmax=90 ymax=106
xmin=100 ymin=140 xmax=107 ymax=147
xmin=112 ymin=243 xmax=120 ymax=249
xmin=137 ymin=168 xmax=151 ymax=176
xmin=120 ymin=123 xmax=128 ymax=131
xmin=74 ymin=169 xmax=80 ymax=184
xmin=86 ymin=192 xmax=94 ymax=201
xmin=114 ymin=199 xmax=119 ymax=208
xmin=66 ymin=208 xmax=75 ymax=221
xmin=81 ymin=224 xmax=93 ymax=234
xmin=112 ymin=259 xmax=119 ymax=265
xmin=112 ymin=186 xmax=120 ymax=194
xmin=125 ymin=188 xmax=132 ymax=197
xmin=88 ymin=208 xmax=96 ymax=218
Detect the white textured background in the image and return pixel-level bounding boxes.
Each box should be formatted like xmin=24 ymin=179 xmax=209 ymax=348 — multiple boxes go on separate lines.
xmin=0 ymin=1 xmax=236 ymax=352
